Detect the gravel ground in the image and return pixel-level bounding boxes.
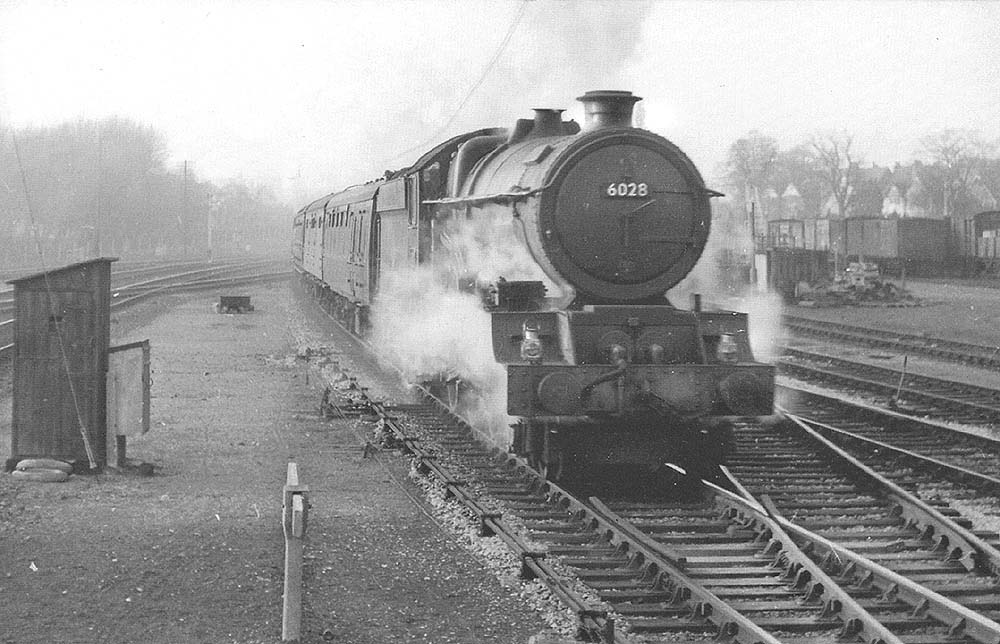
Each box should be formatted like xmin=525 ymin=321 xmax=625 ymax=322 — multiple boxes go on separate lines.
xmin=6 ymin=275 xmax=1000 ymax=643
xmin=786 ymin=278 xmax=1000 ymax=347
xmin=0 ymin=281 xmax=552 ymax=644
xmin=779 ymin=278 xmax=1000 ymax=539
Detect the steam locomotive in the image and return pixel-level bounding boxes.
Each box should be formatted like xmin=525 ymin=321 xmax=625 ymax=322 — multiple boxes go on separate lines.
xmin=293 ymin=91 xmax=774 ymax=479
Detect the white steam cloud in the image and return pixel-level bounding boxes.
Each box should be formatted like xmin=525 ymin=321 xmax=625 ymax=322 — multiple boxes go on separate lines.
xmin=670 ymin=208 xmax=784 ymax=363
xmin=365 ymin=0 xmax=664 ymax=446
xmin=371 ymin=211 xmax=551 ymax=448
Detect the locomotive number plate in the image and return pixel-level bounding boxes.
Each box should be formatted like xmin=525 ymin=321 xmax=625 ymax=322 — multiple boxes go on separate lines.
xmin=604 ymin=181 xmax=649 ymax=198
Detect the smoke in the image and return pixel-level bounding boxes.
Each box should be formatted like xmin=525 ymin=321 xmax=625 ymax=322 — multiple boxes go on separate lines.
xmin=733 ymin=289 xmax=784 ymax=364
xmin=492 ymin=2 xmax=655 ymax=109
xmin=371 ymin=211 xmax=550 ymax=448
xmin=437 ymin=209 xmax=556 ymax=291
xmin=669 ymin=204 xmax=784 ymax=363
xmin=371 ymin=264 xmax=514 ymax=443
xmin=358 ymin=2 xmax=656 ymax=176
xmin=364 ymin=0 xmax=665 ymax=446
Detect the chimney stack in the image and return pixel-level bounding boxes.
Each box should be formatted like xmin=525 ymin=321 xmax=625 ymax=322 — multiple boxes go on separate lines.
xmin=576 ymin=90 xmax=641 ymax=130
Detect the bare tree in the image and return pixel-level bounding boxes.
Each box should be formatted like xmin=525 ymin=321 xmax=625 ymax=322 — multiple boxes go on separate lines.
xmin=920 ymin=129 xmax=994 ymax=218
xmin=810 ymin=132 xmax=860 ymax=218
xmin=0 ymin=117 xmax=289 ymax=267
xmin=773 ymin=144 xmax=826 ymax=217
xmin=726 ymin=131 xmax=778 ymax=202
xmin=725 ymin=132 xmax=778 ymax=245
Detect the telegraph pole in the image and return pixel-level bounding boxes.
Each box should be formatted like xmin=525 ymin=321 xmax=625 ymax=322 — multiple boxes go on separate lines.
xmin=95 ymin=127 xmax=103 ymax=256
xmin=207 ymin=191 xmax=214 ymax=262
xmin=183 ymin=160 xmax=189 ymax=258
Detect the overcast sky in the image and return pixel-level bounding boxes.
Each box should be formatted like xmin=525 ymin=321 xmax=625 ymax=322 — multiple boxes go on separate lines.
xmin=2 ymin=0 xmax=998 ymax=204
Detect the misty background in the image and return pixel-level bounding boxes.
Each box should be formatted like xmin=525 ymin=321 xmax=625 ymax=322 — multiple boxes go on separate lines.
xmin=2 ymin=0 xmax=998 ymax=445
xmin=1 ymin=1 xmax=998 ymax=268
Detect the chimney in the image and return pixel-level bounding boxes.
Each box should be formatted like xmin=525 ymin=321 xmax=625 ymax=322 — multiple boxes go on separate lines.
xmin=576 ymin=90 xmax=641 ymax=130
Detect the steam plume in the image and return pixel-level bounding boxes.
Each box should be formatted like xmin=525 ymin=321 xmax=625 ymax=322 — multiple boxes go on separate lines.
xmin=371 ymin=212 xmax=549 ymax=447
xmin=670 ymin=203 xmax=784 ymax=363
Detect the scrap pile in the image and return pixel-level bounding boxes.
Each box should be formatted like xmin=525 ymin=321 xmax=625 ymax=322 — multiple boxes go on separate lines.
xmin=794 ymin=262 xmax=919 ymax=307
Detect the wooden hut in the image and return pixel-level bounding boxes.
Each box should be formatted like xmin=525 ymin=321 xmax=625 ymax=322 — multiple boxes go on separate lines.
xmin=7 ymin=258 xmax=116 ymax=469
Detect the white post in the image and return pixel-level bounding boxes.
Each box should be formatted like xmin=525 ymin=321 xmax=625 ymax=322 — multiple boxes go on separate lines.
xmin=282 ymin=463 xmax=308 ymax=641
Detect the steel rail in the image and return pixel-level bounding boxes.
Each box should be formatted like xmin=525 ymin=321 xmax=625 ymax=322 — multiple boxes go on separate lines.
xmin=777 ymin=384 xmax=1000 ymax=493
xmin=0 ymin=258 xmax=274 ymax=306
xmin=588 ymin=493 xmax=906 ymax=644
xmin=793 ymin=410 xmax=1000 ymax=495
xmin=726 ymin=414 xmax=1000 ymax=642
xmin=783 ymin=313 xmax=1000 ymax=368
xmin=782 ymin=414 xmax=1000 ymax=577
xmin=0 ymin=266 xmax=292 ymax=360
xmin=366 ymin=380 xmax=939 ymax=644
xmin=302 ymin=270 xmax=997 ymax=641
xmin=779 ymin=348 xmax=1000 ymax=424
xmin=701 ymin=481 xmax=905 ymax=644
xmin=758 ymin=497 xmax=1000 ymax=644
xmin=782 ymin=347 xmax=1000 ymax=402
xmin=108 ymin=270 xmax=291 ymax=307
xmin=356 ymin=391 xmax=626 ymax=644
xmin=585 ymin=497 xmax=784 ymax=644
xmin=109 ymin=258 xmax=283 ymax=293
xmin=355 ymin=384 xmax=823 ymax=644
xmin=302 ymin=272 xmax=999 ymax=643
xmin=723 ymin=422 xmax=1000 ymax=644
xmin=310 ymin=280 xmax=800 ymax=643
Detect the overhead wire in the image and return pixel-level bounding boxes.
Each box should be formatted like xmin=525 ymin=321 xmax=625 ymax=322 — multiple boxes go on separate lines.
xmin=386 ymin=0 xmax=531 ymax=165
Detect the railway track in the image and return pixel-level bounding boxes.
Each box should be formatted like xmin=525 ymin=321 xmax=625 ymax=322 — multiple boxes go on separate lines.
xmin=322 ymin=364 xmax=1000 ymax=643
xmin=303 ymin=282 xmax=1000 ymax=642
xmin=783 ymin=314 xmax=1000 ymax=369
xmin=778 ymin=347 xmax=1000 ymax=426
xmin=0 ymin=258 xmax=197 ymax=286
xmin=0 ymin=257 xmax=291 ymax=357
xmin=0 ymin=257 xmax=286 ymax=312
xmin=779 ymin=385 xmax=1000 ymax=493
xmin=339 ymin=387 xmax=889 ymax=643
xmin=727 ymin=417 xmax=1000 ymax=637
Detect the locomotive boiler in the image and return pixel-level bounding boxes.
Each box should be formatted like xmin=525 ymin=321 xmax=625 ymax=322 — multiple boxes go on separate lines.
xmin=293 ymin=90 xmax=775 ymax=480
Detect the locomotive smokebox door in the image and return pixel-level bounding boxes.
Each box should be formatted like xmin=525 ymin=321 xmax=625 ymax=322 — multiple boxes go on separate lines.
xmin=7 ymin=258 xmax=117 ymax=471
